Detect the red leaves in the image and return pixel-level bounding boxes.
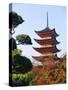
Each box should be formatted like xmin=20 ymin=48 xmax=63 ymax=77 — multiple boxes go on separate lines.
xmin=32 ymin=59 xmax=66 ymax=85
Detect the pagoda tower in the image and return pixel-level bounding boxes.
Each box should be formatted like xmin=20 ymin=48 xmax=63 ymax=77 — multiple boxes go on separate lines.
xmin=32 ymin=12 xmax=60 ymax=64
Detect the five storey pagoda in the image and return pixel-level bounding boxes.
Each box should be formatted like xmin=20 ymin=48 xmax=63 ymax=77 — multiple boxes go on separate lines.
xmin=32 ymin=12 xmax=60 ymax=65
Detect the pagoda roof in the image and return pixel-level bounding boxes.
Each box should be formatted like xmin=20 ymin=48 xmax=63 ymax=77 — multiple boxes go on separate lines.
xmin=32 ymin=56 xmax=49 ymax=61
xmin=34 ymin=38 xmax=60 ymax=45
xmin=35 ymin=27 xmax=51 ymax=33
xmin=33 ymin=46 xmax=60 ymax=54
xmin=35 ymin=28 xmax=59 ymax=38
xmin=32 ymin=55 xmax=60 ymax=62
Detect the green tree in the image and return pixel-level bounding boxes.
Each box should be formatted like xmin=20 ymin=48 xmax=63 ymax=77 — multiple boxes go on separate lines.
xmin=9 ymin=12 xmax=33 ymax=86
xmin=13 ymin=55 xmax=32 ymax=74
xmin=16 ymin=34 xmax=32 ymax=45
xmin=11 ymin=49 xmax=33 ymax=74
xmin=9 ymin=11 xmax=24 ymax=34
xmin=9 ymin=11 xmax=24 ymax=51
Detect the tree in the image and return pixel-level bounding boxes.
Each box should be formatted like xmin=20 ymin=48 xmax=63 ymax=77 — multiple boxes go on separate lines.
xmin=13 ymin=55 xmax=32 ymax=74
xmin=11 ymin=49 xmax=33 ymax=74
xmin=9 ymin=11 xmax=32 ymax=48
xmin=9 ymin=11 xmax=33 ymax=75
xmin=16 ymin=34 xmax=32 ymax=45
xmin=9 ymin=11 xmax=24 ymax=50
xmin=9 ymin=11 xmax=24 ymax=34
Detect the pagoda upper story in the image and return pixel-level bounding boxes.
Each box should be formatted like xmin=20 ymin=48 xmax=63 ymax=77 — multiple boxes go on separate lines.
xmin=32 ymin=12 xmax=60 ymax=63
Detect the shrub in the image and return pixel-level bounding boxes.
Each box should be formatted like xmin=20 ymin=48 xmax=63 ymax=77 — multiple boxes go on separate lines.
xmin=13 ymin=55 xmax=32 ymax=74
xmin=12 ymin=72 xmax=34 ymax=86
xmin=12 ymin=49 xmax=22 ymax=57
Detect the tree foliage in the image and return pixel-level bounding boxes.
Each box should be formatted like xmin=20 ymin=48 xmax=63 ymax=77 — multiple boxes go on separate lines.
xmin=12 ymin=49 xmax=22 ymax=57
xmin=9 ymin=11 xmax=24 ymax=34
xmin=9 ymin=12 xmax=33 ymax=86
xmin=32 ymin=58 xmax=66 ymax=85
xmin=11 ymin=72 xmax=34 ymax=86
xmin=9 ymin=11 xmax=24 ymax=29
xmin=13 ymin=55 xmax=32 ymax=74
xmin=16 ymin=34 xmax=32 ymax=45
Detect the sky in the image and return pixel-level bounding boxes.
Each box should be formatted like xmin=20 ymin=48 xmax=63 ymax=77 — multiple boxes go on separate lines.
xmin=10 ymin=3 xmax=66 ymax=63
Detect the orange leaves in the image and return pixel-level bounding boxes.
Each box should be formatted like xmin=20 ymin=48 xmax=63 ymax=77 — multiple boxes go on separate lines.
xmin=32 ymin=59 xmax=66 ymax=85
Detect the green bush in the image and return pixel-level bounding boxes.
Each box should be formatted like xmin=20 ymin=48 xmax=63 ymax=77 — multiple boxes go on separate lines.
xmin=13 ymin=55 xmax=32 ymax=74
xmin=12 ymin=49 xmax=22 ymax=57
xmin=12 ymin=72 xmax=34 ymax=86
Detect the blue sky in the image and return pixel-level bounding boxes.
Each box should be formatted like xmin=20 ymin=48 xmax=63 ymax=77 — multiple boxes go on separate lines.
xmin=11 ymin=3 xmax=66 ymax=59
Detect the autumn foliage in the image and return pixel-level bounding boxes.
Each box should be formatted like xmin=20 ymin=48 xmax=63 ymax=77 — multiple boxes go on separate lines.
xmin=32 ymin=57 xmax=66 ymax=85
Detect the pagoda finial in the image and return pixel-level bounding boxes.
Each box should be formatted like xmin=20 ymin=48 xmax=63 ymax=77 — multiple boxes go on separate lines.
xmin=47 ymin=12 xmax=48 ymax=27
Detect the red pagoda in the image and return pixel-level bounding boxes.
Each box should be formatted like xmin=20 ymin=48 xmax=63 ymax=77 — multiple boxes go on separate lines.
xmin=32 ymin=12 xmax=60 ymax=64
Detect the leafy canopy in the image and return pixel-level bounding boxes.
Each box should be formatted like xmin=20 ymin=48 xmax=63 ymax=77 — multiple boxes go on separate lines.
xmin=13 ymin=55 xmax=32 ymax=74
xmin=16 ymin=34 xmax=32 ymax=45
xmin=12 ymin=49 xmax=22 ymax=57
xmin=9 ymin=11 xmax=24 ymax=29
xmin=12 ymin=72 xmax=34 ymax=86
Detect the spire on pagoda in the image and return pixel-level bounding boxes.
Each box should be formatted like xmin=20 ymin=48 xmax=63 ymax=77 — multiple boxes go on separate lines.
xmin=47 ymin=12 xmax=48 ymax=27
